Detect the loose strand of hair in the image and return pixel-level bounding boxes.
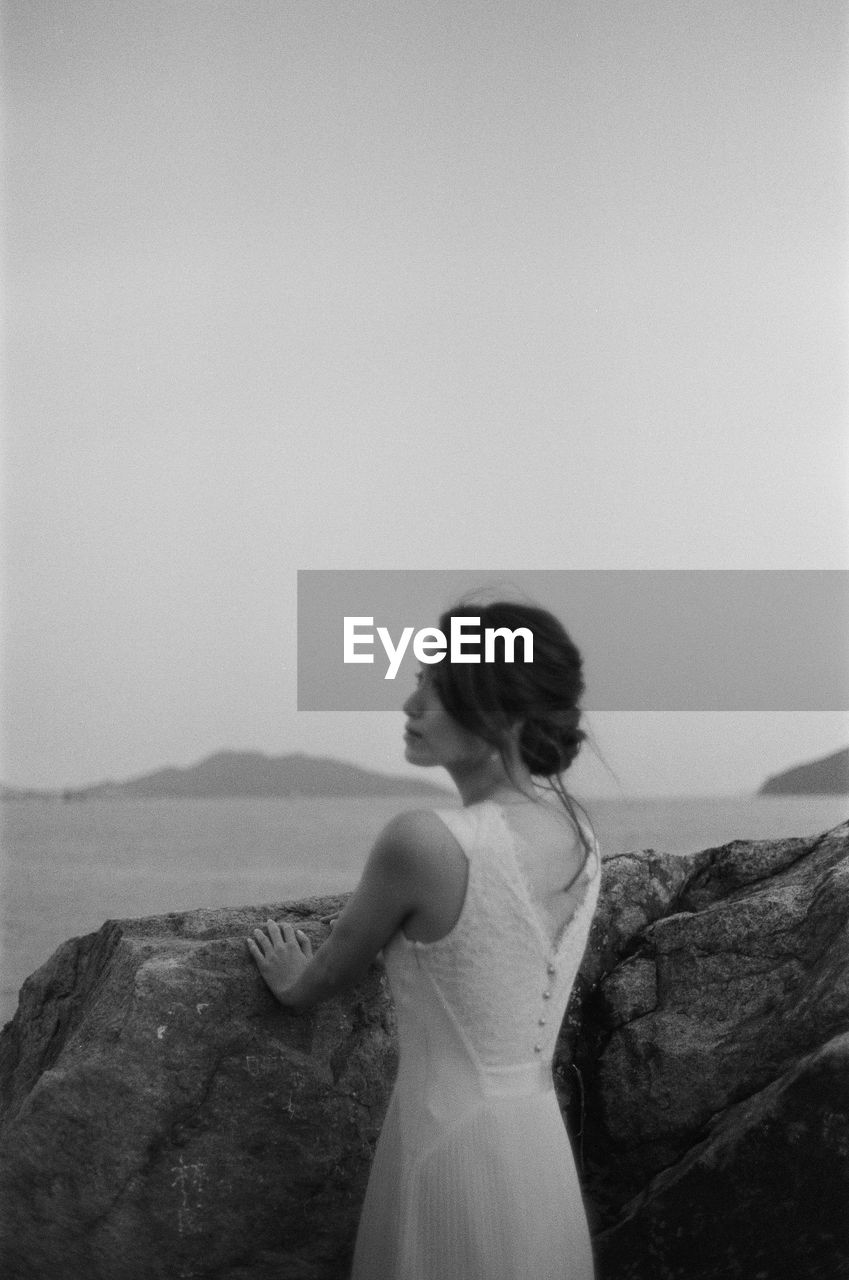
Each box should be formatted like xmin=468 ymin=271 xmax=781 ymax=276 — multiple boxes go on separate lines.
xmin=541 ymin=773 xmax=597 ymax=876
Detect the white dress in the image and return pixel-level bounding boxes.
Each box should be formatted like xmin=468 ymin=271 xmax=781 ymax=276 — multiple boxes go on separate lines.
xmin=350 ymin=799 xmax=600 ymax=1280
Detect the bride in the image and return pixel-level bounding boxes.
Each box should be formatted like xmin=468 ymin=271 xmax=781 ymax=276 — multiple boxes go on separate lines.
xmin=248 ymin=600 xmax=600 ymax=1280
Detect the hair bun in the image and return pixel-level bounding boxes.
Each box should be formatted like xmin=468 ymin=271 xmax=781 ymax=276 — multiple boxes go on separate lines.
xmin=519 ymin=710 xmax=585 ymax=776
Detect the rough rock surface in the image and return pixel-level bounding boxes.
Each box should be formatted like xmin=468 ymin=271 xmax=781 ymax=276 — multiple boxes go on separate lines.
xmin=1 ymin=822 xmax=847 ymax=1280
xmin=0 ymin=899 xmax=396 ymax=1280
xmin=583 ymin=821 xmax=849 ymax=1280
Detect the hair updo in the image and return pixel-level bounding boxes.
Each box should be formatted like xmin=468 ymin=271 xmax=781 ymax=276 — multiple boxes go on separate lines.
xmin=430 ymin=600 xmax=586 ymax=780
xmin=519 ymin=704 xmax=585 ymax=778
xmin=428 ymin=600 xmax=593 ymax=859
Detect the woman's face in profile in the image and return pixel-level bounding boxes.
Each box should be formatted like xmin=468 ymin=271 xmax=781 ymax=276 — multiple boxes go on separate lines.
xmin=402 ymin=667 xmax=491 ymax=772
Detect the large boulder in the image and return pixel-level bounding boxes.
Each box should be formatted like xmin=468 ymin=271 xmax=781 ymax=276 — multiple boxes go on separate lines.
xmin=0 ymin=900 xmax=396 ymax=1280
xmin=582 ymin=821 xmax=849 ymax=1279
xmin=1 ymin=822 xmax=847 ymax=1280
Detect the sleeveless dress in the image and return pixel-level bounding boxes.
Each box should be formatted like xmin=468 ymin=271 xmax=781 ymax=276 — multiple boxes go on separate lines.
xmin=350 ymin=799 xmax=601 ymax=1280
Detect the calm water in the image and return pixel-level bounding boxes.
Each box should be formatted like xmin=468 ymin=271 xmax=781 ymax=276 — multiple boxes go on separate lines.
xmin=2 ymin=792 xmax=846 ymax=1025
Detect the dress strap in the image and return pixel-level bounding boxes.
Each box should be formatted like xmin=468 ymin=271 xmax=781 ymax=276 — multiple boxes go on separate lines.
xmin=430 ymin=806 xmax=479 ymax=861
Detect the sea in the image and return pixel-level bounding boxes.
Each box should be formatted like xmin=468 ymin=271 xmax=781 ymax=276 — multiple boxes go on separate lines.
xmin=2 ymin=792 xmax=846 ymax=1026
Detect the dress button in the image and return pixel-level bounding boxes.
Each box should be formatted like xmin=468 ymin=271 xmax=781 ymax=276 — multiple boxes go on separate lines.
xmin=538 ymin=1017 xmax=547 ymax=1026
xmin=546 ymin=962 xmax=556 ymax=976
xmin=534 ymin=1043 xmax=542 ymax=1053
xmin=542 ymin=989 xmax=551 ymax=1000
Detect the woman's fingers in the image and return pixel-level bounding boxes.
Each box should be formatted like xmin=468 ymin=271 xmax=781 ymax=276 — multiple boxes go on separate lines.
xmin=252 ymin=927 xmax=272 ymax=956
xmin=274 ymin=920 xmax=313 ymax=952
xmin=247 ymin=920 xmax=311 ymax=962
xmin=247 ymin=925 xmax=277 ymax=965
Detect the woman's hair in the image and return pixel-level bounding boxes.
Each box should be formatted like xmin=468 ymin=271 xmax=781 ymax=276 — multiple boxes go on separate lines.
xmin=430 ymin=599 xmax=593 ymax=857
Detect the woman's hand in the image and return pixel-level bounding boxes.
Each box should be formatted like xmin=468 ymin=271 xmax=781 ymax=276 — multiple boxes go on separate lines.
xmin=247 ymin=919 xmax=313 ymax=1005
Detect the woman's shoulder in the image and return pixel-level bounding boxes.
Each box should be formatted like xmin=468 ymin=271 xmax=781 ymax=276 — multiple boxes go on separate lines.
xmin=371 ymin=807 xmax=470 ymax=872
xmin=369 ymin=808 xmax=470 ymax=934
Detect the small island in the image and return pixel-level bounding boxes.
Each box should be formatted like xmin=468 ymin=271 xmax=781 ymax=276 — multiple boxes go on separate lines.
xmin=759 ymin=746 xmax=849 ymax=796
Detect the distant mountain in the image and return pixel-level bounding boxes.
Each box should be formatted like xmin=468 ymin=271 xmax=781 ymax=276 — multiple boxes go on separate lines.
xmin=48 ymin=751 xmax=450 ymax=801
xmin=0 ymin=784 xmax=52 ymax=801
xmin=759 ymin=747 xmax=849 ymax=796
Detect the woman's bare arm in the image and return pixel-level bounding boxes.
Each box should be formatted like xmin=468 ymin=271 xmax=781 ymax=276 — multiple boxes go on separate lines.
xmin=247 ymin=809 xmax=449 ymax=1011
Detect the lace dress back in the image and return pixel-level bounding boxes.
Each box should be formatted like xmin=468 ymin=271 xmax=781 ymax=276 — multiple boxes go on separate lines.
xmin=350 ymin=799 xmax=600 ymax=1280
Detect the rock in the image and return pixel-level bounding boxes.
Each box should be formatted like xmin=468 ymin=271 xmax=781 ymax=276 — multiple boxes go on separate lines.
xmin=593 ymin=1030 xmax=849 ymax=1280
xmin=584 ymin=821 xmax=849 ymax=1280
xmin=1 ymin=823 xmax=847 ymax=1280
xmin=0 ymin=898 xmax=397 ymax=1280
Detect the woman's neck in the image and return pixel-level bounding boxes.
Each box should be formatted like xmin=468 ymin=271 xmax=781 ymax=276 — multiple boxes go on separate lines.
xmin=445 ymin=751 xmax=537 ymax=808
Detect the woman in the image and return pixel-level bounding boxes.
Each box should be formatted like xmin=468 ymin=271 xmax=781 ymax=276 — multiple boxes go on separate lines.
xmin=248 ymin=601 xmax=600 ymax=1280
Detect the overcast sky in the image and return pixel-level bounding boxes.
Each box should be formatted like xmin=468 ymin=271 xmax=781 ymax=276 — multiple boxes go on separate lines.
xmin=3 ymin=0 xmax=847 ymax=796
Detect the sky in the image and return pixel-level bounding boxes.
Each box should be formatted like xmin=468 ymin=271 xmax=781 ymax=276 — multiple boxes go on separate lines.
xmin=2 ymin=0 xmax=848 ymax=797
